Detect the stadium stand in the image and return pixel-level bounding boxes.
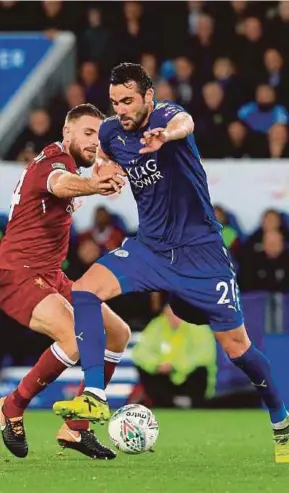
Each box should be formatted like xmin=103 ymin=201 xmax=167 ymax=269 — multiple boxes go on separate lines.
xmin=1 ymin=1 xmax=289 ymax=160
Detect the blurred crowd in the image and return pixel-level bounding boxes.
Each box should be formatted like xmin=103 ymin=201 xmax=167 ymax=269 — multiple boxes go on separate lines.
xmin=1 ymin=202 xmax=289 ymax=297
xmin=2 ymin=0 xmax=289 ymax=161
xmin=1 ymin=201 xmax=288 ymax=393
xmin=215 ymin=205 xmax=289 ymax=292
xmin=45 ymin=204 xmax=289 ymax=295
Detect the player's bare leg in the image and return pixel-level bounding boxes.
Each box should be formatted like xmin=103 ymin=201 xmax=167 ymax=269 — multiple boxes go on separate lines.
xmin=53 ymin=264 xmax=121 ymax=422
xmin=1 ymin=293 xmax=78 ymax=458
xmin=2 ymin=294 xmax=130 ymax=459
xmin=215 ymin=324 xmax=289 ymax=463
xmin=29 ymin=293 xmax=79 ymax=360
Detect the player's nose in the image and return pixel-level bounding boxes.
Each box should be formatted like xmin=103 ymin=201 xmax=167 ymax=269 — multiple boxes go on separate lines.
xmin=89 ymin=136 xmax=98 ymax=146
xmin=118 ymin=104 xmax=127 ymax=116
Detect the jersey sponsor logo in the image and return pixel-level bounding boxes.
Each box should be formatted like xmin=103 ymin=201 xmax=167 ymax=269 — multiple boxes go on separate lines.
xmin=126 ymin=411 xmax=147 ymax=419
xmin=52 ymin=162 xmax=67 ymax=171
xmin=117 ymin=135 xmax=127 ymax=146
xmin=114 ymin=249 xmax=129 ymax=258
xmin=34 ymin=277 xmax=49 ymax=289
xmin=127 ymin=158 xmax=163 ymax=189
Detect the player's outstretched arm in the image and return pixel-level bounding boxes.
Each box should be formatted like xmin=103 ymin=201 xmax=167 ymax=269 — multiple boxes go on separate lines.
xmin=139 ymin=113 xmax=194 ymax=154
xmin=49 ymin=170 xmax=124 ymax=198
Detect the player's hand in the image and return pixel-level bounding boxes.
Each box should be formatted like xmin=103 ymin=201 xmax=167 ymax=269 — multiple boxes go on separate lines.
xmin=93 ymin=158 xmax=126 ymax=177
xmin=139 ymin=128 xmax=167 ymax=154
xmin=91 ymin=174 xmax=123 ymax=196
xmin=158 ymin=363 xmax=173 ymax=375
xmin=94 ymin=159 xmax=126 ymax=195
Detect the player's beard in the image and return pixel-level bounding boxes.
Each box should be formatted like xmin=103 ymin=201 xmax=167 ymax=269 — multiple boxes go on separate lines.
xmin=120 ymin=103 xmax=150 ymax=132
xmin=68 ymin=141 xmax=95 ymax=169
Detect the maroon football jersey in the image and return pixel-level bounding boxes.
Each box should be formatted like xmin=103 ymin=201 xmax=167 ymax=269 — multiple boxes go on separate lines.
xmin=0 ymin=142 xmax=77 ymax=271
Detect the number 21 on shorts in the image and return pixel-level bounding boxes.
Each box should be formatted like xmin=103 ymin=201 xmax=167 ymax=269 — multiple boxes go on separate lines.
xmin=216 ymin=278 xmax=240 ymax=311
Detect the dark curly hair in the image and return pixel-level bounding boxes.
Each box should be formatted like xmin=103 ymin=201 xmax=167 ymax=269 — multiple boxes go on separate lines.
xmin=110 ymin=62 xmax=153 ymax=96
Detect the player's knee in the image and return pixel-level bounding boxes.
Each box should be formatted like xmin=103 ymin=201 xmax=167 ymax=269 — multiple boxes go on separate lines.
xmin=55 ymin=322 xmax=72 ymax=338
xmin=72 ymin=265 xmax=121 ymax=301
xmin=55 ymin=323 xmax=73 ymax=342
xmin=72 ymin=277 xmax=111 ymax=301
xmin=51 ymin=313 xmax=78 ymax=357
xmin=223 ymin=341 xmax=250 ymax=359
xmin=118 ymin=321 xmax=131 ymax=348
xmin=107 ymin=320 xmax=131 ymax=352
xmin=73 ymin=277 xmax=93 ymax=293
xmin=215 ymin=325 xmax=251 ymax=359
xmin=56 ymin=329 xmax=79 ymax=361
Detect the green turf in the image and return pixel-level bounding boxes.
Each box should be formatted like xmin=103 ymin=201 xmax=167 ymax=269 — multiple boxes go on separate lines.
xmin=0 ymin=409 xmax=288 ymax=493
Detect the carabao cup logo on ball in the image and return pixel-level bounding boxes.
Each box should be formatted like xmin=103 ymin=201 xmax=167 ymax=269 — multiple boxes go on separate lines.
xmin=108 ymin=404 xmax=159 ymax=454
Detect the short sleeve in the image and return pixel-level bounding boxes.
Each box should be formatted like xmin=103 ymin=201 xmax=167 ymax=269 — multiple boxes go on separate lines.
xmin=99 ymin=120 xmax=114 ymax=159
xmin=151 ymin=101 xmax=185 ymax=128
xmin=36 ymin=153 xmax=76 ymax=194
xmin=238 ymin=102 xmax=254 ymax=121
xmin=275 ymin=106 xmax=289 ymax=124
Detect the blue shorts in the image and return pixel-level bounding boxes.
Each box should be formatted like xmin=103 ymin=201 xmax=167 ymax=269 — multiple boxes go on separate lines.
xmin=97 ymin=237 xmax=244 ymax=332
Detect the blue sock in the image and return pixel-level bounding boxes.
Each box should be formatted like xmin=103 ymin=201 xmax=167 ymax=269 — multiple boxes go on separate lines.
xmin=231 ymin=344 xmax=287 ymax=424
xmin=72 ymin=291 xmax=105 ymax=390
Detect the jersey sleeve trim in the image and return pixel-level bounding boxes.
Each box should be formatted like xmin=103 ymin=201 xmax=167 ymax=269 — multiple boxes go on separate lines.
xmin=47 ymin=169 xmax=67 ymax=194
xmin=152 ymin=101 xmax=185 ymax=128
xmin=54 ymin=141 xmax=65 ymax=152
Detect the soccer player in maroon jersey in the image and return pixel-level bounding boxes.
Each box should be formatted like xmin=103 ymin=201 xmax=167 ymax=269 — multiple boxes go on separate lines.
xmin=0 ymin=104 xmax=130 ymax=459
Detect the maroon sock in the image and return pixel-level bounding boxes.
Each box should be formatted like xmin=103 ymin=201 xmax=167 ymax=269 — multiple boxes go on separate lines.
xmin=105 ymin=360 xmax=117 ymax=387
xmin=66 ymin=360 xmax=117 ymax=431
xmin=66 ymin=382 xmax=88 ymax=431
xmin=4 ymin=348 xmax=67 ymax=418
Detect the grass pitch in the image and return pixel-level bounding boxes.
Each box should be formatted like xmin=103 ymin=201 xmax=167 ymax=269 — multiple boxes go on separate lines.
xmin=0 ymin=409 xmax=287 ymax=493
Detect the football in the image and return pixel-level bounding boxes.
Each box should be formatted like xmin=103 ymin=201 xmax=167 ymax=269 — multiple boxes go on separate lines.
xmin=108 ymin=404 xmax=159 ymax=454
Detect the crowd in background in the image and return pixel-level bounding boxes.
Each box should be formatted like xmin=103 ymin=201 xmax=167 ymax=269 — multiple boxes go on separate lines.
xmin=215 ymin=206 xmax=289 ymax=292
xmin=1 ymin=203 xmax=289 ymax=296
xmin=1 ymin=1 xmax=289 ymax=407
xmin=2 ymin=0 xmax=289 ymax=161
xmin=1 ymin=199 xmax=289 ymax=391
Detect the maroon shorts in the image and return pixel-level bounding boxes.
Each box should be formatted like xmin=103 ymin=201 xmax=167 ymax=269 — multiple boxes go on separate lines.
xmin=0 ymin=268 xmax=73 ymax=327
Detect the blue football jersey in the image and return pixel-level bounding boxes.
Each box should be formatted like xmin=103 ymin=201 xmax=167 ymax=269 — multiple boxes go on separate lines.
xmin=99 ymin=101 xmax=222 ymax=251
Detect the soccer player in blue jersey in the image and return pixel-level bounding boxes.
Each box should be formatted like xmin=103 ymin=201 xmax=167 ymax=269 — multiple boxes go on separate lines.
xmin=54 ymin=63 xmax=289 ymax=462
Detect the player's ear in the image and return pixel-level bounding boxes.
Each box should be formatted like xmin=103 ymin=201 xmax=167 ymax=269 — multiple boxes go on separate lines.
xmin=145 ymin=88 xmax=154 ymax=104
xmin=62 ymin=124 xmax=70 ymax=141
